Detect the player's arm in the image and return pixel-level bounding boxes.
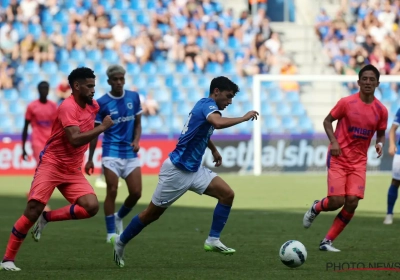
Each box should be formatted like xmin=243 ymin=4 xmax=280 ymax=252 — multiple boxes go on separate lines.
xmin=323 ymin=113 xmax=339 ymax=144
xmin=87 ymin=122 xmax=100 ymax=161
xmin=207 ymin=139 xmax=217 ymax=152
xmin=388 ymin=124 xmax=399 ymax=156
xmin=21 ymin=119 xmax=30 ymax=160
xmin=207 ymin=111 xmax=258 ymax=129
xmin=133 ymin=114 xmax=142 ymax=144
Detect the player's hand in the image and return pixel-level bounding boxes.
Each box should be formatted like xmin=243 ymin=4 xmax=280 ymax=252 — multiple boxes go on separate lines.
xmin=330 ymin=141 xmax=341 ymax=157
xmin=101 ymin=115 xmax=114 ymax=130
xmin=85 ymin=160 xmax=94 ymax=175
xmin=131 ymin=141 xmax=140 ymax=153
xmin=389 ymin=144 xmax=397 ymax=157
xmin=21 ymin=149 xmax=28 ymax=161
xmin=212 ymin=149 xmax=222 ymax=167
xmin=375 ymin=143 xmax=383 ymax=158
xmin=243 ymin=111 xmax=259 ymax=121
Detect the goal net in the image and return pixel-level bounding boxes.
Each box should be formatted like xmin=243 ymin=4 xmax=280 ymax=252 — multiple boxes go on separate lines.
xmin=251 ymin=74 xmax=400 ymax=176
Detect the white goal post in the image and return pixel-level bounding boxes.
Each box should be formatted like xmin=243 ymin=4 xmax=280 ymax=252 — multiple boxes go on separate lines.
xmin=252 ymin=74 xmax=400 ymax=176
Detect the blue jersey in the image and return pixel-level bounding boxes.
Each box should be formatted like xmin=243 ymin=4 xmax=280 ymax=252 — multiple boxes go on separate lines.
xmin=95 ymin=90 xmax=142 ymax=159
xmin=170 ymin=98 xmax=220 ymax=172
xmin=395 ymin=108 xmax=400 ymax=155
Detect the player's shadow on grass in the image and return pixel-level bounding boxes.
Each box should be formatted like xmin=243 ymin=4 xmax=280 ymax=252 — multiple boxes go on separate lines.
xmin=0 ymin=195 xmax=398 ymax=280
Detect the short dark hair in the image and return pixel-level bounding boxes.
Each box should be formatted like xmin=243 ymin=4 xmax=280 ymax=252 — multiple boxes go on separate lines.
xmin=68 ymin=67 xmax=96 ymax=88
xmin=209 ymin=76 xmax=240 ymax=95
xmin=37 ymin=81 xmax=49 ymax=90
xmin=358 ymin=64 xmax=380 ymax=81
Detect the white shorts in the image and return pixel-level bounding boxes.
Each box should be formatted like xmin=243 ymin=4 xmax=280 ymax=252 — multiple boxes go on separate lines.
xmin=151 ymin=158 xmax=218 ymax=208
xmin=392 ymin=154 xmax=400 ymax=180
xmin=102 ymin=157 xmax=141 ymax=179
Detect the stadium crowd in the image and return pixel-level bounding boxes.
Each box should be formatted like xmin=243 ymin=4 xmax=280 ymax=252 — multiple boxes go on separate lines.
xmin=315 ymin=0 xmax=400 ymax=77
xmin=0 ymin=0 xmax=287 ymax=95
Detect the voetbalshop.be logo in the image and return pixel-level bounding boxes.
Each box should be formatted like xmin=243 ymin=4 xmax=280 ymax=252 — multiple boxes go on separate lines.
xmin=326 ymin=262 xmax=400 ymax=272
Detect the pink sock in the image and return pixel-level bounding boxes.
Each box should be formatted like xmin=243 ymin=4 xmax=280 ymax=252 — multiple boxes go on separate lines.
xmin=3 ymin=215 xmax=34 ymax=262
xmin=325 ymin=208 xmax=354 ymax=241
xmin=314 ymin=197 xmax=329 ymax=213
xmin=44 ymin=205 xmax=91 ymax=222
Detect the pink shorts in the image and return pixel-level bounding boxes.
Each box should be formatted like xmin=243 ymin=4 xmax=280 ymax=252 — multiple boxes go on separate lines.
xmin=32 ymin=144 xmax=43 ymax=165
xmin=29 ymin=161 xmax=96 ymax=205
xmin=327 ymin=157 xmax=366 ymax=199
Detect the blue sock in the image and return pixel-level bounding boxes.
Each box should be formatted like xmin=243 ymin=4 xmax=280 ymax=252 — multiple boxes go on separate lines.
xmin=388 ymin=184 xmax=399 ymax=214
xmin=105 ymin=215 xmax=115 ymax=234
xmin=209 ymin=202 xmax=231 ymax=238
xmin=117 ymin=204 xmax=132 ymax=219
xmin=120 ymin=215 xmax=146 ymax=244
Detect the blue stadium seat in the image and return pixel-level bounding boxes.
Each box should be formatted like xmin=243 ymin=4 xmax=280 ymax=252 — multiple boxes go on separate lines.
xmin=136 ymin=13 xmax=150 ymax=25
xmin=268 ymin=88 xmax=283 ymax=102
xmin=286 ymin=91 xmax=300 ymax=102
xmin=281 ymin=116 xmax=296 ymax=130
xmin=196 ymin=76 xmax=209 ymax=88
xmin=130 ymin=0 xmax=141 ymax=10
xmin=153 ymin=89 xmax=170 ymax=103
xmin=24 ymin=61 xmax=40 ymax=74
xmin=99 ymin=0 xmax=112 ymax=10
xmin=132 ymin=75 xmax=147 ymax=88
xmin=94 ymin=62 xmax=107 ymax=74
xmin=103 ymin=49 xmax=119 ymax=64
xmin=172 ymin=88 xmax=186 ymax=102
xmin=382 ymin=89 xmax=398 ymax=102
xmin=158 ymin=101 xmax=172 ymax=116
xmin=291 ymin=103 xmax=306 ymax=116
xmin=0 ymin=118 xmax=13 ymax=133
xmin=42 ymin=61 xmax=58 ymax=73
xmin=164 ymin=75 xmax=178 ymax=88
xmin=228 ymin=37 xmax=241 ymax=49
xmin=0 ymin=101 xmax=7 ymax=114
xmin=205 ymin=63 xmax=222 ymax=74
xmin=264 ymin=116 xmax=280 ymax=130
xmin=70 ymin=49 xmax=86 ymax=61
xmin=142 ymin=62 xmax=157 ymax=75
xmin=147 ymin=115 xmax=163 ymax=130
xmin=9 ymin=102 xmax=25 ymax=115
xmin=147 ymin=0 xmax=156 ymax=9
xmin=53 ymin=11 xmax=69 ymax=24
xmin=14 ymin=116 xmax=25 ymax=130
xmin=56 ymin=49 xmax=69 ymax=62
xmin=175 ymin=63 xmax=189 ymax=74
xmin=28 ymin=23 xmax=42 ymax=39
xmin=114 ymin=0 xmax=128 ymax=10
xmin=181 ymin=75 xmax=195 ymax=88
xmin=20 ymin=89 xmax=37 ymax=102
xmin=126 ymin=63 xmax=141 ymax=75
xmin=86 ymin=49 xmax=102 ymax=61
xmin=3 ymin=88 xmax=19 ymax=102
xmin=146 ymin=75 xmax=161 ymax=88
xmin=260 ymin=101 xmax=274 ymax=115
xmin=298 ymin=116 xmax=314 ymax=132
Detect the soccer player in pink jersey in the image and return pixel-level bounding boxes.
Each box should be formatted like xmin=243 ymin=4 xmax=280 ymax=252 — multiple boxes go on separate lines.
xmin=22 ymin=81 xmax=57 ymax=166
xmin=303 ymin=64 xmax=388 ymax=252
xmin=22 ymin=81 xmax=58 ymax=212
xmin=0 ymin=67 xmax=114 ymax=272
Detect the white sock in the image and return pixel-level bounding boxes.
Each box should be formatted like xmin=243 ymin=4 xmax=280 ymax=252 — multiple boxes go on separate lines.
xmin=114 ymin=213 xmax=121 ymax=219
xmin=107 ymin=233 xmax=115 ymax=240
xmin=206 ymin=236 xmax=219 ymax=243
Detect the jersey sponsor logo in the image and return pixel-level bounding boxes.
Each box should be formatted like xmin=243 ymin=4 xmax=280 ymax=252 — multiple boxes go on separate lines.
xmin=112 ymin=115 xmax=135 ymax=123
xmin=348 ymin=126 xmax=373 ymax=140
xmin=209 ymin=105 xmax=217 ymax=110
xmin=110 ymin=110 xmax=118 ymax=115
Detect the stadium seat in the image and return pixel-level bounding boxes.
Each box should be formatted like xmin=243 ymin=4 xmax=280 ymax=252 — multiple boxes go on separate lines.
xmin=298 ymin=116 xmax=314 ymax=132
xmin=142 ymin=62 xmax=157 ymax=75
xmin=264 ymin=116 xmax=280 ymax=131
xmin=103 ymin=49 xmax=119 ymax=64
xmin=86 ymin=50 xmax=102 ymax=61
xmin=20 ymin=89 xmax=37 ymax=102
xmin=0 ymin=101 xmax=7 ymax=114
xmin=3 ymin=89 xmax=19 ymax=102
xmin=70 ymin=49 xmax=86 ymax=61
xmin=286 ymin=91 xmax=300 ymax=102
xmin=291 ymin=103 xmax=306 ymax=116
xmin=268 ymin=88 xmax=284 ymax=102
xmin=0 ymin=118 xmax=13 ymax=133
xmin=147 ymin=115 xmax=163 ymax=130
xmin=382 ymin=89 xmax=398 ymax=103
xmin=24 ymin=61 xmax=40 ymax=74
xmin=42 ymin=61 xmax=58 ymax=73
xmin=126 ymin=63 xmax=141 ymax=75
xmin=281 ymin=116 xmax=297 ymax=130
xmin=275 ymin=102 xmax=291 ymax=117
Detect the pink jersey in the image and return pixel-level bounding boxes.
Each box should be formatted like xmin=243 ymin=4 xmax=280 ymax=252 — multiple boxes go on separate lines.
xmin=25 ymin=99 xmax=58 ymax=147
xmin=329 ymin=92 xmax=388 ymax=168
xmin=40 ymin=95 xmax=99 ymax=170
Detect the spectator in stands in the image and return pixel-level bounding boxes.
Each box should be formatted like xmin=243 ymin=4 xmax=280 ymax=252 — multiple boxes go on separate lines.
xmin=0 ymin=60 xmax=13 ymax=89
xmin=56 ymin=78 xmax=70 ymax=104
xmin=141 ymin=92 xmax=159 ymax=116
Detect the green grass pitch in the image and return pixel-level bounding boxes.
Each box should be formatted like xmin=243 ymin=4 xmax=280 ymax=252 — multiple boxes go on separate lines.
xmin=0 ymin=173 xmax=399 ymax=280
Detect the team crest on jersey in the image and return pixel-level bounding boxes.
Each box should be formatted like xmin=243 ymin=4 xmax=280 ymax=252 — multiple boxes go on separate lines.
xmin=127 ymin=103 xmax=133 ymax=109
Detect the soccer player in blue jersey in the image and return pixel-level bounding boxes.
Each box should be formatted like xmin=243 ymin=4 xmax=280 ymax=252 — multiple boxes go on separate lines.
xmin=384 ymin=108 xmax=400 ymax=225
xmin=85 ymin=65 xmax=143 ymax=242
xmin=109 ymin=76 xmax=259 ymax=268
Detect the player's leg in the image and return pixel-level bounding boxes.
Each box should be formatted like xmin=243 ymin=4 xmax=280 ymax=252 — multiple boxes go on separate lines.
xmin=95 ymin=166 xmax=107 ymax=188
xmin=320 ymin=169 xmax=365 ymax=252
xmin=2 ymin=166 xmax=56 ymax=271
xmin=102 ymin=159 xmax=121 ymax=241
xmin=32 ymin=145 xmax=51 ymax=212
xmin=33 ymin=175 xmax=99 ymax=242
xmin=189 ymin=167 xmax=235 ymax=254
xmin=303 ymin=162 xmax=346 ymax=228
xmin=114 ymin=158 xmax=142 ymax=236
xmin=384 ymin=154 xmax=400 ymax=224
xmin=111 ymin=158 xmax=190 ymax=267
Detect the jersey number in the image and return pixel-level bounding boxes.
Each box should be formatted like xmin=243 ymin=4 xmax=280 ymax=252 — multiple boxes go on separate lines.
xmin=182 ymin=113 xmax=192 ymax=134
